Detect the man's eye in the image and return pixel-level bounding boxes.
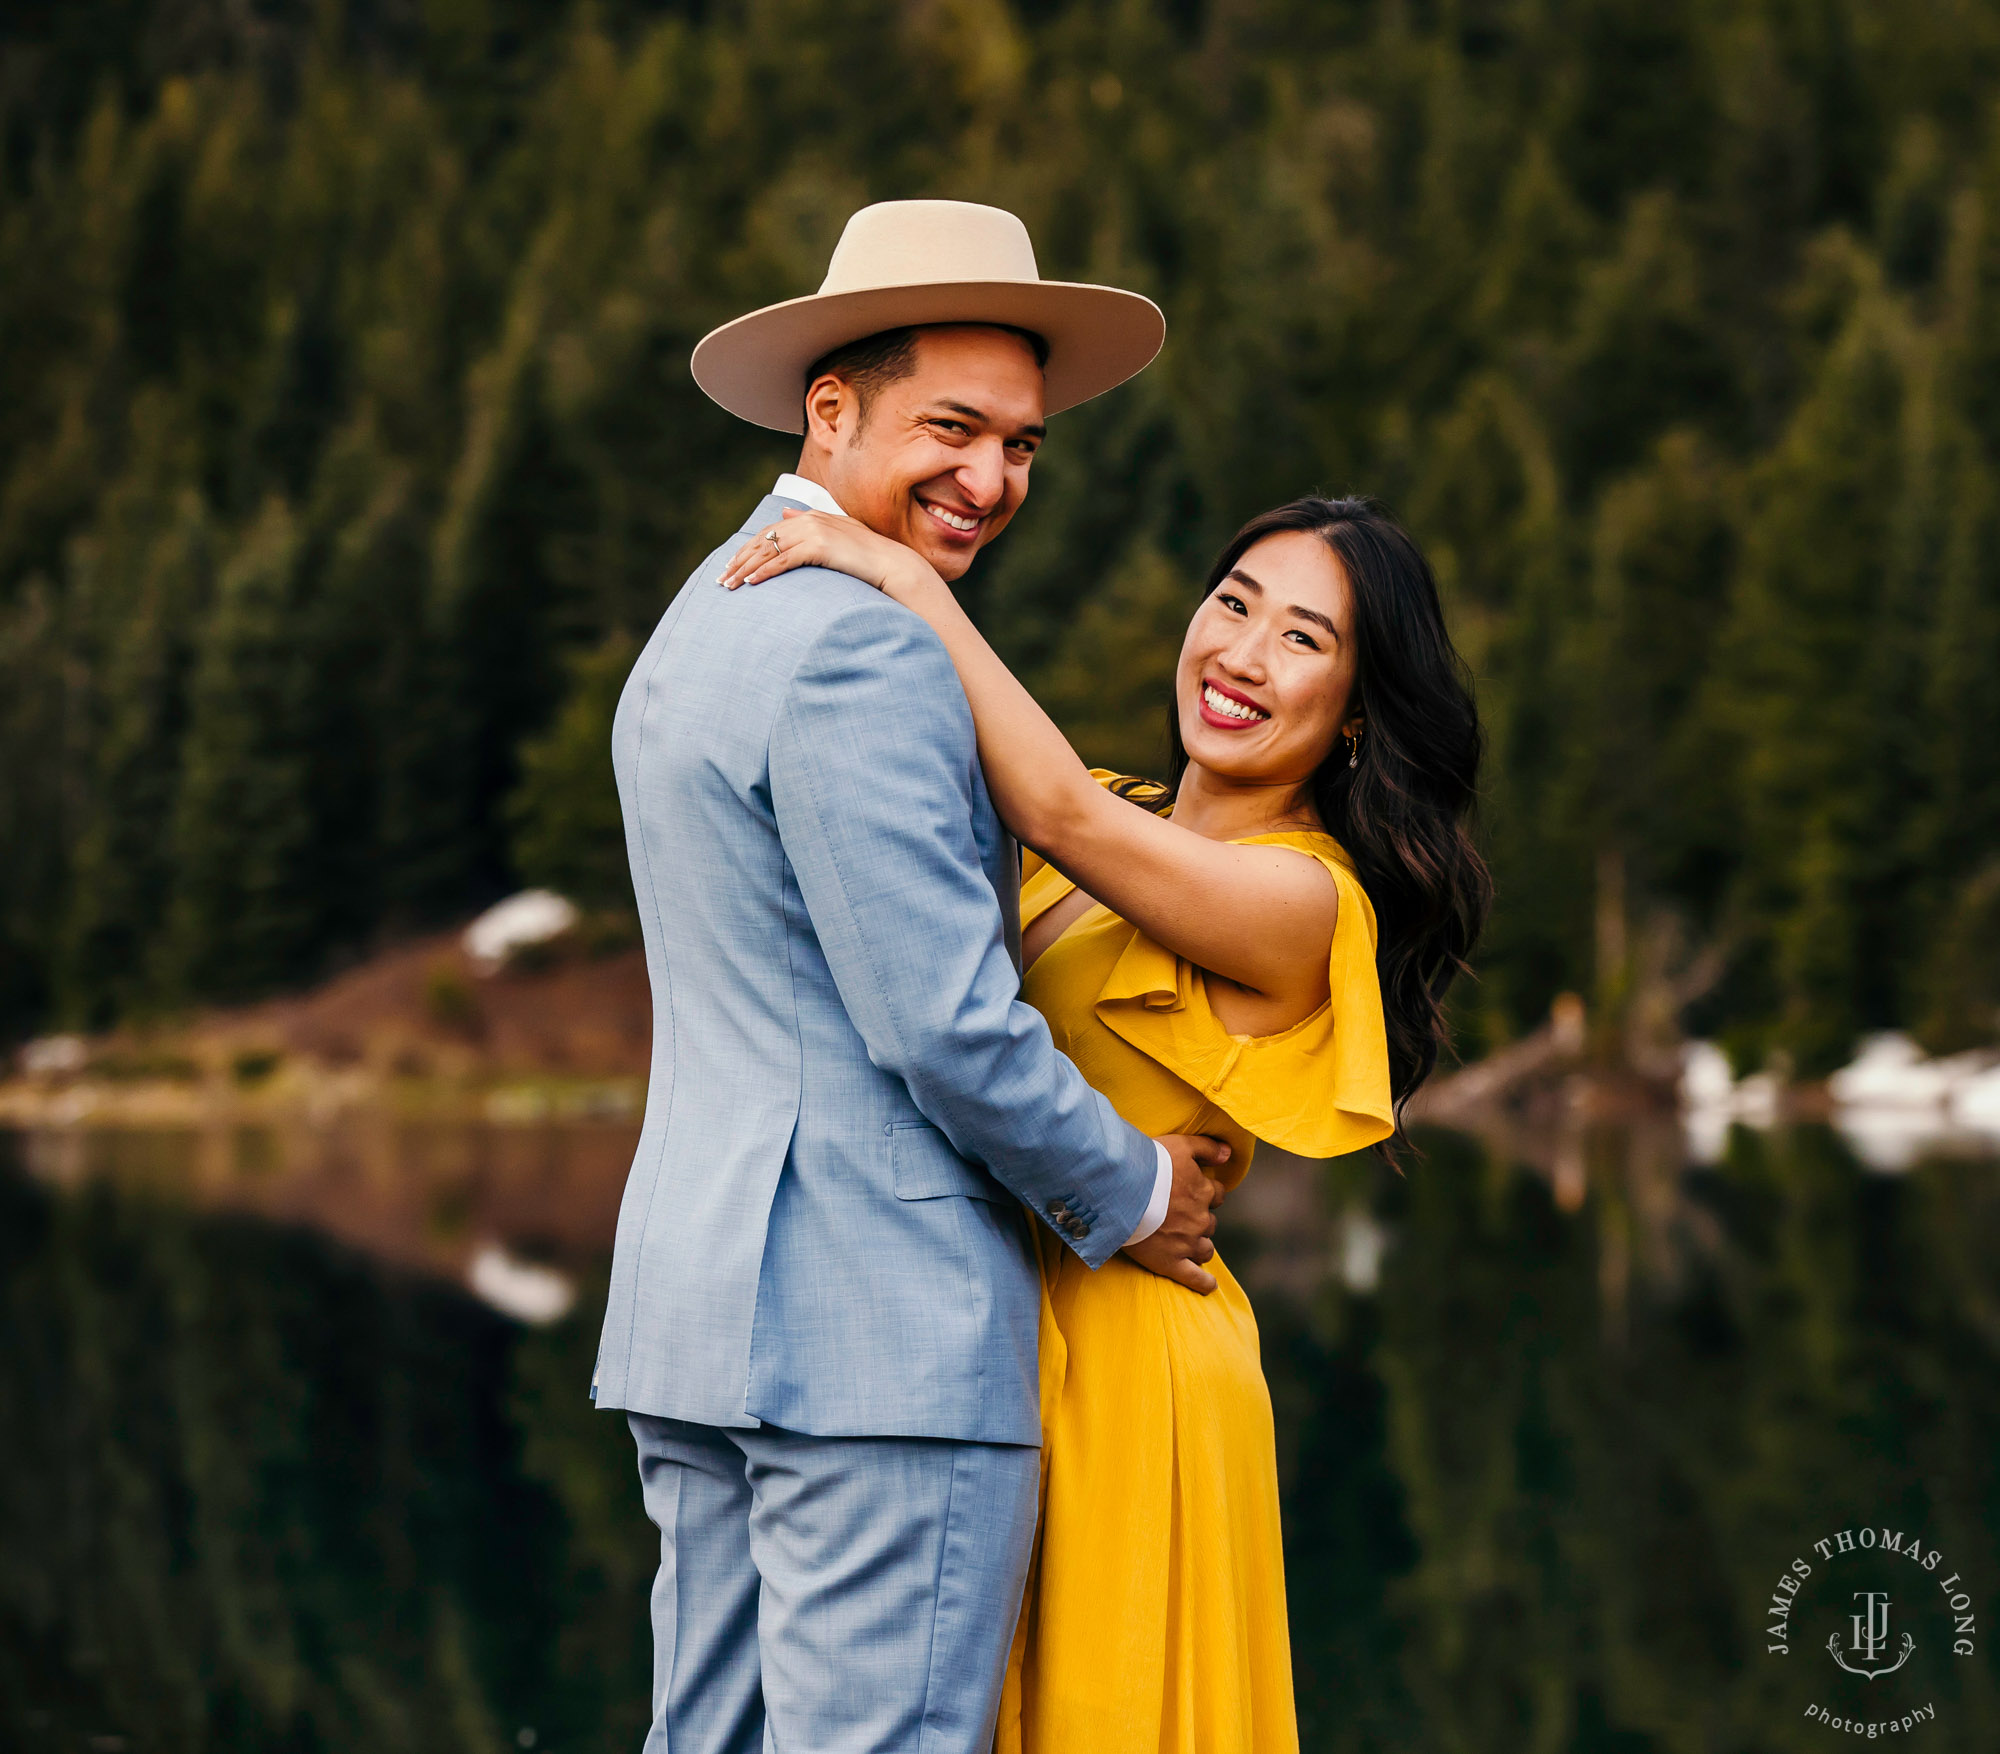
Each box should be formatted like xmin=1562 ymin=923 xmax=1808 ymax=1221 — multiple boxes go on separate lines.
xmin=932 ymin=420 xmax=970 ymax=436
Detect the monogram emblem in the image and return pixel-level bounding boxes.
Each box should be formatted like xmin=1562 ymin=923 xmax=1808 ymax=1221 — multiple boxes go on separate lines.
xmin=1826 ymin=1591 xmax=1914 ymax=1679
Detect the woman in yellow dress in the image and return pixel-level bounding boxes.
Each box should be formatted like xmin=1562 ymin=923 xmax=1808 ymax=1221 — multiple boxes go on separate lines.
xmin=722 ymin=495 xmax=1488 ymax=1752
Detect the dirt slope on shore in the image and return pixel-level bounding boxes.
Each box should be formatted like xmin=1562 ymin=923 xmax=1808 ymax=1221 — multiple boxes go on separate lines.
xmin=2 ymin=931 xmax=653 ymax=1127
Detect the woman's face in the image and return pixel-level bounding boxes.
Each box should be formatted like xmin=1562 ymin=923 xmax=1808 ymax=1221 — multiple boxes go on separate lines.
xmin=1174 ymin=529 xmax=1361 ymax=788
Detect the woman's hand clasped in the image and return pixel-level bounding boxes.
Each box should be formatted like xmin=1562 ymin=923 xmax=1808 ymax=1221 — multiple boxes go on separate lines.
xmin=718 ymin=508 xmax=941 ymax=601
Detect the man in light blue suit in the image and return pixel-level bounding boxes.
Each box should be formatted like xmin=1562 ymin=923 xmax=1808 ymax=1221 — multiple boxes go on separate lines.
xmin=593 ymin=200 xmax=1226 ymax=1752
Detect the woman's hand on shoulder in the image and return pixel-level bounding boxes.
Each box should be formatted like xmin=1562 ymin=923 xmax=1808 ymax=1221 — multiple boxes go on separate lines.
xmin=719 ymin=509 xmax=942 ymax=603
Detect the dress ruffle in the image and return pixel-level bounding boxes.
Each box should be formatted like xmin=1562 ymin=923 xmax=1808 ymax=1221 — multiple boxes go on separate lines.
xmin=1023 ymin=773 xmax=1394 ymax=1160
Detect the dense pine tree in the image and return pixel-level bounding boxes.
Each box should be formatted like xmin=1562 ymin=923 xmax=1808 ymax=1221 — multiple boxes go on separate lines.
xmin=2 ymin=0 xmax=1999 ymax=1072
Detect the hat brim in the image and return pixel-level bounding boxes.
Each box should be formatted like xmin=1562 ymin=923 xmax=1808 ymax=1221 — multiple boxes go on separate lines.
xmin=690 ymin=280 xmax=1166 ymax=433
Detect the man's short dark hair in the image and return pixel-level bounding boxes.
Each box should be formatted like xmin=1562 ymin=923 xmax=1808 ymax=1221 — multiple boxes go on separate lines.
xmin=802 ymin=323 xmax=1050 ymax=427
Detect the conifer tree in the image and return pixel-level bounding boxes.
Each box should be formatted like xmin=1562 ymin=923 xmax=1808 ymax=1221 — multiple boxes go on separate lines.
xmin=163 ymin=499 xmax=315 ymax=1002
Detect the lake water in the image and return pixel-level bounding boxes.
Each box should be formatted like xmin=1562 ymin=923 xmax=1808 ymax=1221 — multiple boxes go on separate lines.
xmin=4 ymin=1118 xmax=1996 ymax=1752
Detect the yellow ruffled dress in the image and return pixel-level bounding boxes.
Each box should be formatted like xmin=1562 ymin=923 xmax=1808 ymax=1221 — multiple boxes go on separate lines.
xmin=996 ymin=777 xmax=1394 ymax=1754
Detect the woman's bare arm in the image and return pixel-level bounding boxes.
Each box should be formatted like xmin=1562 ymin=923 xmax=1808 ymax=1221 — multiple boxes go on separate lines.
xmin=721 ymin=511 xmax=1338 ymax=1011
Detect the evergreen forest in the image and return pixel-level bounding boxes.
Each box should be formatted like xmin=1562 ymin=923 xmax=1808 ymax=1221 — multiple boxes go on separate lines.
xmin=7 ymin=0 xmax=2000 ymax=1073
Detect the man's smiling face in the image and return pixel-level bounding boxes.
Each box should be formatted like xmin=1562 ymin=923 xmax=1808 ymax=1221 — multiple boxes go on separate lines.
xmin=807 ymin=325 xmax=1046 ymax=582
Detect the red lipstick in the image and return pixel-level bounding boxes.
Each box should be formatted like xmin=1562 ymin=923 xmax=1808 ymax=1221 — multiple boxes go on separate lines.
xmin=1197 ymin=677 xmax=1272 ymax=730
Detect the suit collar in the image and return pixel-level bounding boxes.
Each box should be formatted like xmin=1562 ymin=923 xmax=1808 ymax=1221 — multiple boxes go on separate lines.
xmin=740 ymin=494 xmax=801 ymax=538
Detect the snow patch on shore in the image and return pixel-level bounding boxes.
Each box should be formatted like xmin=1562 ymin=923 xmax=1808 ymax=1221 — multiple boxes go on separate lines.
xmin=1683 ymin=1033 xmax=2000 ymax=1171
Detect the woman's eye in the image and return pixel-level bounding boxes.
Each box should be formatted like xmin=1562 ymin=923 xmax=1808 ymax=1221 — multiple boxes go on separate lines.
xmin=1286 ymin=629 xmax=1321 ymax=650
xmin=1218 ymin=593 xmax=1248 ymax=615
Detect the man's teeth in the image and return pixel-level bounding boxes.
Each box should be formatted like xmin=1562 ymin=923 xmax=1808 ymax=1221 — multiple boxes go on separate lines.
xmin=925 ymin=504 xmax=979 ymax=532
xmin=1204 ymin=684 xmax=1268 ymax=722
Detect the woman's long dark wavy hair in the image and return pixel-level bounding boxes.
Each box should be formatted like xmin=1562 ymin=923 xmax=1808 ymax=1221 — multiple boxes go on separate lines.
xmin=1150 ymin=497 xmax=1491 ymax=1134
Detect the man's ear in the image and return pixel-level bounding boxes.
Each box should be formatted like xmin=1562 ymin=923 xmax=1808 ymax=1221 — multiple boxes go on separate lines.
xmin=802 ymin=372 xmax=858 ymax=449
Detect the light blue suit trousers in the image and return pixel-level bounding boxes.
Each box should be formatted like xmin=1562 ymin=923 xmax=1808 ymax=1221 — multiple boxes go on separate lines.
xmin=629 ymin=1414 xmax=1038 ymax=1753
xmin=598 ymin=497 xmax=1161 ymax=1751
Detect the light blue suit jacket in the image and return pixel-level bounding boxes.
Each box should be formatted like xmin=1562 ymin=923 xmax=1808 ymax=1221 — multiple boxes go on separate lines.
xmin=593 ymin=495 xmax=1159 ymax=1445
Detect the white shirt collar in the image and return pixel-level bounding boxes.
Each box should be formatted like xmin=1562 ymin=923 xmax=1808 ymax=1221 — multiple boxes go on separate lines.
xmin=773 ymin=472 xmax=848 ymax=518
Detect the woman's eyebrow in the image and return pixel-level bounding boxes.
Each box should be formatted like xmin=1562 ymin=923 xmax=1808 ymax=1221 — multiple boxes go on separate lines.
xmin=1227 ymin=568 xmax=1340 ymax=639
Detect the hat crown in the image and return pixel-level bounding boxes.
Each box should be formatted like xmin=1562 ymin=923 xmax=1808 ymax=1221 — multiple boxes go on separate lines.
xmin=818 ymin=200 xmax=1041 ymax=295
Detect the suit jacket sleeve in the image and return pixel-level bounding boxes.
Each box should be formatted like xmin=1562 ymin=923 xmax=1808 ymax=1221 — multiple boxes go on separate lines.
xmin=768 ymin=588 xmax=1157 ymax=1265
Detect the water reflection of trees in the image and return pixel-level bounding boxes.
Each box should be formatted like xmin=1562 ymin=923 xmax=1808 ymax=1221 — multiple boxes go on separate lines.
xmin=1265 ymin=1125 xmax=2000 ymax=1751
xmin=0 ymin=1144 xmax=652 ymax=1754
xmin=5 ymin=1124 xmax=1997 ymax=1752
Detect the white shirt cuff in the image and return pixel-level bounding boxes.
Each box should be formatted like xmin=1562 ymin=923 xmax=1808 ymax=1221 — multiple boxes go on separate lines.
xmin=1124 ymin=1142 xmax=1174 ymax=1247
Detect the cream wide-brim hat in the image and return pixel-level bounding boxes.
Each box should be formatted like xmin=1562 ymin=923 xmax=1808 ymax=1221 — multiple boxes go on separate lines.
xmin=691 ymin=200 xmax=1166 ymax=434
